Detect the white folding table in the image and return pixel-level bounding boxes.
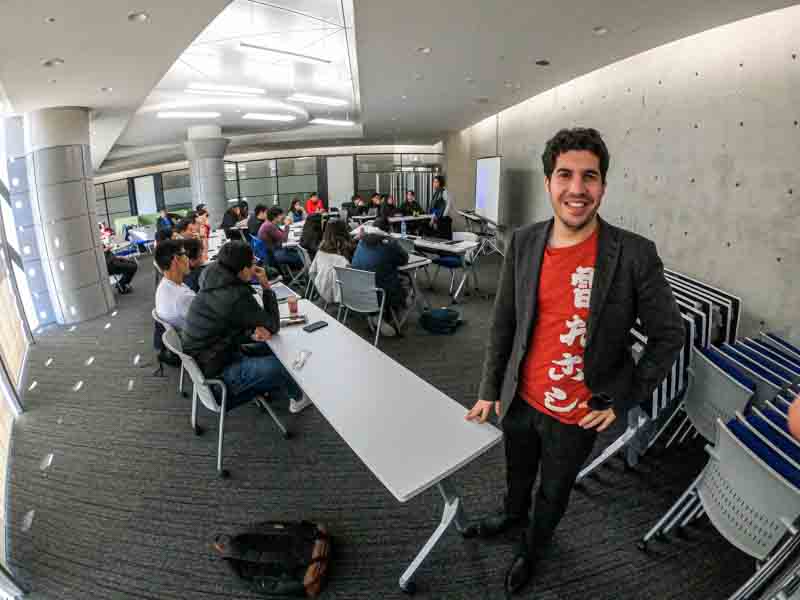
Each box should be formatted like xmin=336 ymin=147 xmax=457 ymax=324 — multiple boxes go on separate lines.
xmin=267 ymin=300 xmax=502 ymax=593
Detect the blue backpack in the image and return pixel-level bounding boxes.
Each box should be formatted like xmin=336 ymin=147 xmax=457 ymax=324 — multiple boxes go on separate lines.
xmin=419 ymin=308 xmax=463 ymax=334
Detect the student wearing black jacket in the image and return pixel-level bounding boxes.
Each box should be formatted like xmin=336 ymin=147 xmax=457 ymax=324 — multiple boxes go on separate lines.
xmin=351 ymin=217 xmax=409 ymax=312
xmin=181 ymin=241 xmax=310 ymax=413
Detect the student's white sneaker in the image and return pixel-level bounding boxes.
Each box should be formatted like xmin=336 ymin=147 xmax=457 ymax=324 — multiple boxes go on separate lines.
xmin=289 ymin=394 xmax=312 ymax=414
xmin=379 ymin=321 xmax=396 ymax=337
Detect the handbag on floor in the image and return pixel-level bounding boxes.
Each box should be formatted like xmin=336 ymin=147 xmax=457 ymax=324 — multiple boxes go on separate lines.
xmin=213 ymin=521 xmax=331 ymax=597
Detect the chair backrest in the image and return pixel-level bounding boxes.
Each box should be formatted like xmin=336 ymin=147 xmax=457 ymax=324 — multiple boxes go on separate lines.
xmin=334 ymin=266 xmax=382 ymax=314
xmin=249 ymin=234 xmax=273 ymax=266
xmin=685 ymin=348 xmax=755 ymax=443
xmin=294 ymin=244 xmax=312 ymax=268
xmin=160 ymin=328 xmax=221 ymax=413
xmin=396 ymin=238 xmax=415 ymax=255
xmin=452 ymin=231 xmax=479 ymax=262
xmin=697 ymin=417 xmax=800 ymax=561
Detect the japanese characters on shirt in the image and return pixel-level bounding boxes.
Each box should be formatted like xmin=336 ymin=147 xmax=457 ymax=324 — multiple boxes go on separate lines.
xmin=543 ymin=266 xmax=594 ymax=414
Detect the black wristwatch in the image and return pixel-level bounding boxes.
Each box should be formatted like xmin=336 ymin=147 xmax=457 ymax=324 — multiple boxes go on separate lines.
xmin=588 ymin=394 xmax=614 ymax=411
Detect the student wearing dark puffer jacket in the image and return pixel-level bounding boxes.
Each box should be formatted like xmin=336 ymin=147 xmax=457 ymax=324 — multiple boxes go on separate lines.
xmin=181 ymin=241 xmax=311 ymax=414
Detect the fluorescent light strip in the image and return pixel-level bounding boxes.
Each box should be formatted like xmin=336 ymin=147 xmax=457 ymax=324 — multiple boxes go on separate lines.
xmin=188 ymin=82 xmax=266 ymax=95
xmin=184 ymin=89 xmax=261 ymax=98
xmin=309 ymin=118 xmax=355 ymax=127
xmin=157 ymin=111 xmax=220 ymax=119
xmin=242 ymin=113 xmax=297 ymax=122
xmin=240 ymin=42 xmax=331 ymax=65
xmin=288 ymin=93 xmax=348 ymax=107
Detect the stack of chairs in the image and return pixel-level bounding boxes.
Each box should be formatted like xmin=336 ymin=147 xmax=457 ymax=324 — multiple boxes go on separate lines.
xmin=638 ymin=331 xmax=800 ymax=600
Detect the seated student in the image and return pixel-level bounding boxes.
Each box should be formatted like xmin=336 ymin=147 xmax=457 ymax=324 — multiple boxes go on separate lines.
xmin=351 ymin=217 xmax=410 ymax=333
xmin=367 ymin=193 xmax=382 ymax=216
xmin=401 ymin=190 xmax=423 ymax=216
xmin=195 ymin=207 xmax=211 ymax=239
xmin=154 ymin=240 xmax=195 ymax=331
xmin=181 ymin=241 xmax=311 ymax=414
xmin=309 ymin=219 xmax=355 ymax=304
xmin=289 ymin=198 xmax=305 ymax=223
xmin=300 ymin=212 xmax=324 ymax=257
xmin=220 ymin=203 xmax=243 ymax=235
xmin=157 ymin=208 xmax=176 ymax=235
xmin=182 ymin=238 xmax=207 ymax=293
xmin=305 ymin=192 xmax=325 ymax=215
xmin=248 ymin=204 xmax=268 ymax=237
xmin=173 ymin=218 xmax=193 ymax=240
xmin=104 ymin=247 xmax=138 ymax=294
xmin=258 ymin=206 xmax=303 ymax=269
xmin=380 ymin=195 xmax=403 ymax=219
xmin=238 ymin=200 xmax=249 ymax=222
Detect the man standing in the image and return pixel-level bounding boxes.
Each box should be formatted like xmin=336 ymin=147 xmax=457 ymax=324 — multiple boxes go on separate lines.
xmin=465 ymin=128 xmax=684 ymax=595
xmin=429 ymin=175 xmax=453 ymax=238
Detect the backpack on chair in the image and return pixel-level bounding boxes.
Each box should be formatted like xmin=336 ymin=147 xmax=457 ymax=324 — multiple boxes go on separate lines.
xmin=213 ymin=521 xmax=331 ymax=597
xmin=419 ymin=307 xmax=464 ymax=334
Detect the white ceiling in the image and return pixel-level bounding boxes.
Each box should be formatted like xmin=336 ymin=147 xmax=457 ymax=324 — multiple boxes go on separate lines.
xmin=119 ymin=0 xmax=362 ymax=148
xmin=353 ymin=0 xmax=798 ymax=141
xmin=0 ymin=0 xmax=231 ymax=166
xmin=1 ymin=0 xmax=797 ymax=174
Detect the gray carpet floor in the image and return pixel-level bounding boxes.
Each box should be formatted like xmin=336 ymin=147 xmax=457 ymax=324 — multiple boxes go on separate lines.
xmin=7 ymin=256 xmax=754 ymax=599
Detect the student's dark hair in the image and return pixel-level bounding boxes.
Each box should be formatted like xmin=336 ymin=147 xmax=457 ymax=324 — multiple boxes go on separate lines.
xmin=217 ymin=241 xmax=254 ymax=274
xmin=433 ymin=174 xmax=446 ymax=187
xmin=154 ymin=240 xmax=184 ymax=271
xmin=238 ymin=200 xmax=249 ymax=210
xmin=319 ymin=219 xmax=353 ymax=256
xmin=290 ymin=198 xmax=302 ymax=210
xmin=254 ymin=203 xmax=268 ymax=216
xmin=185 ymin=211 xmax=198 ymax=223
xmin=183 ymin=237 xmax=202 ymax=261
xmin=542 ymin=127 xmax=610 ymax=183
xmin=175 ymin=218 xmax=192 ymax=233
xmin=267 ymin=206 xmax=284 ymax=221
xmin=372 ymin=217 xmax=390 ymax=233
xmin=155 ymin=229 xmax=172 ymax=244
xmin=351 ymin=194 xmax=361 ymax=202
xmin=196 ymin=203 xmax=206 ymax=211
xmin=196 ymin=207 xmax=208 ymax=217
xmin=406 ymin=190 xmax=415 ymax=198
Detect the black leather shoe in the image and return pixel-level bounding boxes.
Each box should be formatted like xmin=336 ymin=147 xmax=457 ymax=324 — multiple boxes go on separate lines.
xmin=461 ymin=512 xmax=528 ymax=539
xmin=504 ymin=552 xmax=534 ymax=595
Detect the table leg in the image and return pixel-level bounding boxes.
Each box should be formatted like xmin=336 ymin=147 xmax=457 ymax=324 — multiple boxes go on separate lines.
xmin=412 ymin=271 xmax=431 ymax=312
xmin=399 ymin=480 xmax=466 ymax=594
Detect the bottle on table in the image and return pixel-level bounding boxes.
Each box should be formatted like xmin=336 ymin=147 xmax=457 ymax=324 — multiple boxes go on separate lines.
xmin=400 ymin=220 xmax=407 ymax=238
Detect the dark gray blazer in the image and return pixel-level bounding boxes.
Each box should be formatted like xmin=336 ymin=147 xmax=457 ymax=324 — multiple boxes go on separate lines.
xmin=479 ymin=217 xmax=685 ymax=421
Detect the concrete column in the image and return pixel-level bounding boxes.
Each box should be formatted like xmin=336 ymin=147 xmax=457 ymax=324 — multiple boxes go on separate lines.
xmin=22 ymin=107 xmax=115 ymax=325
xmin=184 ymin=125 xmax=229 ymax=228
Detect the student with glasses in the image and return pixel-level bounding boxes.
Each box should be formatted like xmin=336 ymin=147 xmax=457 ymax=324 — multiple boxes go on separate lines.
xmin=154 ymin=240 xmax=195 ymax=331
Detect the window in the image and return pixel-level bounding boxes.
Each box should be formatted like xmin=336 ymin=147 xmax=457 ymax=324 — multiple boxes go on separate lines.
xmin=162 ymin=169 xmax=192 ymax=211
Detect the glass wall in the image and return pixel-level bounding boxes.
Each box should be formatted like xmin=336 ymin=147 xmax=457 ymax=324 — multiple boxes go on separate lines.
xmin=162 ymin=169 xmax=192 ymax=211
xmin=95 ymin=179 xmax=132 ymax=231
xmin=356 ymin=153 xmax=443 ymax=210
xmin=226 ymin=157 xmax=319 ymax=211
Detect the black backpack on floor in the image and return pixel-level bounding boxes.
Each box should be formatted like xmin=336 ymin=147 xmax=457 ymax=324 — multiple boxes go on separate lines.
xmin=213 ymin=521 xmax=331 ymax=597
xmin=419 ymin=307 xmax=464 ymax=334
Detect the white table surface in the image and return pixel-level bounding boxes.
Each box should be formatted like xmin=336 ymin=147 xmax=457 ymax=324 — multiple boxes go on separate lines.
xmin=267 ymin=300 xmax=502 ymax=503
xmin=388 ymin=215 xmax=432 ymax=223
xmin=399 ymin=253 xmax=432 ymax=271
xmin=390 ymin=234 xmax=479 ymax=255
xmin=351 ymin=214 xmax=376 ymax=221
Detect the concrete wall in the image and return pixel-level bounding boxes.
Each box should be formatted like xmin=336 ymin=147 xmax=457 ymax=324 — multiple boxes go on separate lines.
xmin=445 ymin=7 xmax=800 ymax=341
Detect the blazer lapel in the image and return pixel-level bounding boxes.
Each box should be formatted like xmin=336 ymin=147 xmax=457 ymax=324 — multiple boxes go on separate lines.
xmin=519 ymin=219 xmax=552 ymax=341
xmin=586 ymin=218 xmax=620 ymax=348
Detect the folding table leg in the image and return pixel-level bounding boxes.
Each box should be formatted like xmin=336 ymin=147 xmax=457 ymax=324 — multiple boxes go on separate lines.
xmin=399 ymin=480 xmax=466 ymax=594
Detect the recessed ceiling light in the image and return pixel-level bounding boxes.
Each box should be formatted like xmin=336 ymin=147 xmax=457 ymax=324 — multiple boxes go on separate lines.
xmin=41 ymin=57 xmax=64 ymax=68
xmin=475 ymin=97 xmax=490 ymax=104
xmin=48 ymin=79 xmax=57 ymax=84
xmin=287 ymin=93 xmax=348 ymax=107
xmin=414 ymin=73 xmax=424 ymax=80
xmin=309 ymin=118 xmax=355 ymax=127
xmin=188 ymin=82 xmax=265 ymax=95
xmin=535 ymin=59 xmax=551 ymax=66
xmin=127 ymin=11 xmax=150 ymax=23
xmin=156 ymin=111 xmax=220 ymax=119
xmin=504 ymin=81 xmax=513 ymax=89
xmin=593 ymin=26 xmax=609 ymax=36
xmin=465 ymin=76 xmax=474 ymax=83
xmin=417 ymin=47 xmax=431 ymax=54
xmin=242 ymin=113 xmax=297 ymax=122
xmin=44 ymin=17 xmax=56 ymax=24
xmin=239 ymin=42 xmax=331 ymax=65
xmin=401 ymin=95 xmax=408 ymax=100
xmin=100 ymin=87 xmax=113 ymax=93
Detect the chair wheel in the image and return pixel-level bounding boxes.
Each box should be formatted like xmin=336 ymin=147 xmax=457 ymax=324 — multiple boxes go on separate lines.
xmin=193 ymin=424 xmax=204 ymax=436
xmin=218 ymin=469 xmax=230 ymax=479
xmin=400 ymin=580 xmax=416 ymax=595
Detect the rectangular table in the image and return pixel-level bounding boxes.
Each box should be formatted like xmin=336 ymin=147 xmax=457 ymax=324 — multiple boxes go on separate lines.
xmin=267 ymin=300 xmax=502 ymax=592
xmin=391 ymin=234 xmax=481 ymax=303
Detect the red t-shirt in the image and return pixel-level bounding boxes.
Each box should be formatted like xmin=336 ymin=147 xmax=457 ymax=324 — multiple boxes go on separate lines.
xmin=306 ymin=198 xmax=324 ymax=214
xmin=518 ymin=228 xmax=599 ymax=424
